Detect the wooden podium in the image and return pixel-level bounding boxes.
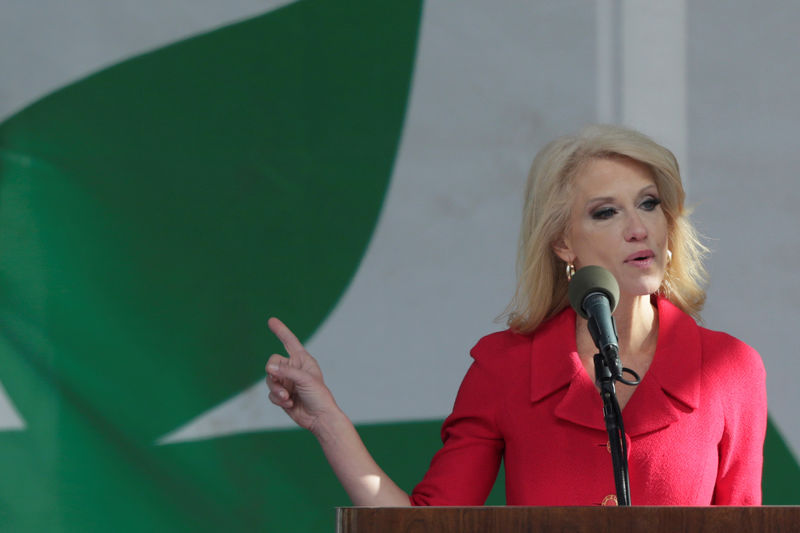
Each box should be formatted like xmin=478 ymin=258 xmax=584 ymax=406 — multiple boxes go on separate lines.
xmin=337 ymin=506 xmax=800 ymax=533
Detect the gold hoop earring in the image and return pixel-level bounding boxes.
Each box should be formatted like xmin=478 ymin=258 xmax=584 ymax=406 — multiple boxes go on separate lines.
xmin=667 ymin=249 xmax=673 ymax=263
xmin=566 ymin=262 xmax=576 ymax=281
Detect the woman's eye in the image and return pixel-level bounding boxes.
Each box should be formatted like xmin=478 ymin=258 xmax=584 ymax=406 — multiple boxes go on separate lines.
xmin=591 ymin=207 xmax=617 ymax=220
xmin=640 ymin=197 xmax=662 ymax=211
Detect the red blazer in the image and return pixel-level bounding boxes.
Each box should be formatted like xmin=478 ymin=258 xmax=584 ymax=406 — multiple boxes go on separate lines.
xmin=410 ymin=298 xmax=767 ymax=506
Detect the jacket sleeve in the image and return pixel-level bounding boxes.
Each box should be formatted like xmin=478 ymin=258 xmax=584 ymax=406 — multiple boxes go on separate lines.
xmin=712 ymin=339 xmax=767 ymax=505
xmin=410 ymin=338 xmax=505 ymax=505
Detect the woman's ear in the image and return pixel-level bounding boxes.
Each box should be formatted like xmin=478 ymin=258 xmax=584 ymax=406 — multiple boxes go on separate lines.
xmin=552 ymin=237 xmax=573 ymax=264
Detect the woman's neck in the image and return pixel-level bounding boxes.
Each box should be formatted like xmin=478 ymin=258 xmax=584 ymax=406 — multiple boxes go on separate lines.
xmin=613 ymin=294 xmax=658 ymax=357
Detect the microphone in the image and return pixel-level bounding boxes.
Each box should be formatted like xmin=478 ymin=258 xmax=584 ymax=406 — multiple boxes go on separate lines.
xmin=568 ymin=265 xmax=622 ymax=377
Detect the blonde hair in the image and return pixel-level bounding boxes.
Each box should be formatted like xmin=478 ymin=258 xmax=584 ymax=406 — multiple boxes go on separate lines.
xmin=505 ymin=124 xmax=708 ymax=334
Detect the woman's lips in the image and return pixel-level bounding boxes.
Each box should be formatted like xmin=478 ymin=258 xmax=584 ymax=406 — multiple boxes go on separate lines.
xmin=625 ymin=250 xmax=655 ymax=267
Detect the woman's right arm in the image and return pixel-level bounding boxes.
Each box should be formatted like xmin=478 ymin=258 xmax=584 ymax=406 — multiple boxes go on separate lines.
xmin=265 ymin=317 xmax=411 ymax=507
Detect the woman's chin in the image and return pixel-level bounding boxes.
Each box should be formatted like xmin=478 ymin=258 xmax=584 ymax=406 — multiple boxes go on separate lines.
xmin=618 ymin=278 xmax=663 ymax=300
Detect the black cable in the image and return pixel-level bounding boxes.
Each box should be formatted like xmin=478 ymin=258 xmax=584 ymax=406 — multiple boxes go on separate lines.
xmin=617 ymin=366 xmax=641 ymax=386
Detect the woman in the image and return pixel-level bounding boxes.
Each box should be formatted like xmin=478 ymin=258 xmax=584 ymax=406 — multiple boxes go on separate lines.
xmin=266 ymin=124 xmax=767 ymax=506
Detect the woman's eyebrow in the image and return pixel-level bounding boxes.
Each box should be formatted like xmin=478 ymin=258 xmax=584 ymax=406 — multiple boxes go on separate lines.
xmin=586 ymin=195 xmax=615 ymax=205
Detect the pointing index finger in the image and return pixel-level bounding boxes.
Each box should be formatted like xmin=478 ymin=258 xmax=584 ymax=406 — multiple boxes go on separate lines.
xmin=268 ymin=317 xmax=307 ymax=358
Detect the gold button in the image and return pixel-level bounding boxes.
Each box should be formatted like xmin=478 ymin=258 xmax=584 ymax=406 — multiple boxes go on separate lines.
xmin=601 ymin=494 xmax=618 ymax=506
xmin=606 ymin=441 xmax=611 ymax=454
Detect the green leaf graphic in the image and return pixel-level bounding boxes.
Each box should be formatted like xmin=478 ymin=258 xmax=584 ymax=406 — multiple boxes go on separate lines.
xmin=0 ymin=0 xmax=422 ymax=530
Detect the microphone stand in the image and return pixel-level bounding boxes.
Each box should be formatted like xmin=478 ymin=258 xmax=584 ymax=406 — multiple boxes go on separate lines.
xmin=572 ymin=272 xmax=641 ymax=506
xmin=586 ymin=315 xmax=636 ymax=506
xmin=593 ymin=350 xmax=631 ymax=506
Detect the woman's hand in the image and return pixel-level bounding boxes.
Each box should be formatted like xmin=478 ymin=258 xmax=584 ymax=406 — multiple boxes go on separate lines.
xmin=265 ymin=317 xmax=340 ymax=436
xmin=265 ymin=317 xmax=411 ymax=506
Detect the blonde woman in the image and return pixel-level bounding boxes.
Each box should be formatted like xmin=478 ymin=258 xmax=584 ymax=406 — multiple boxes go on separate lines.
xmin=266 ymin=125 xmax=766 ymax=506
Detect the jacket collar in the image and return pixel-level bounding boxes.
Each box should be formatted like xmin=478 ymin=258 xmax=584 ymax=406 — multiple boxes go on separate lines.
xmin=529 ymin=297 xmax=702 ymax=435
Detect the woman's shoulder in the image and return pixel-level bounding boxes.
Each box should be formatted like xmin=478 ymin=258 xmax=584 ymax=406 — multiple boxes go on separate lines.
xmin=687 ymin=322 xmax=766 ymax=396
xmin=697 ymin=325 xmax=756 ymax=352
xmin=469 ymin=307 xmax=574 ymax=365
xmin=692 ymin=324 xmax=767 ymax=417
xmin=459 ymin=329 xmax=534 ymax=392
xmin=696 ymin=325 xmax=764 ymax=371
xmin=470 ymin=329 xmax=533 ymax=364
xmin=660 ymin=297 xmax=763 ymax=370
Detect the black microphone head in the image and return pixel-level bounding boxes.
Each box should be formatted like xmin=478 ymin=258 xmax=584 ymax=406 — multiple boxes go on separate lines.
xmin=568 ymin=265 xmax=620 ymax=319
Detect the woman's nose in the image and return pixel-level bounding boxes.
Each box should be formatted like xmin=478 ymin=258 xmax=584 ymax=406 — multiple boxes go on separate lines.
xmin=624 ymin=213 xmax=648 ymax=241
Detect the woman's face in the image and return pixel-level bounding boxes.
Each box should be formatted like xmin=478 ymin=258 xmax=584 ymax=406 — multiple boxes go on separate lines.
xmin=554 ymin=156 xmax=669 ymax=298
